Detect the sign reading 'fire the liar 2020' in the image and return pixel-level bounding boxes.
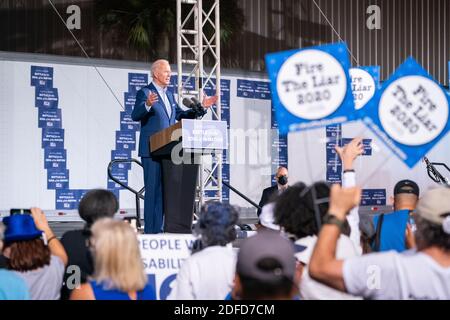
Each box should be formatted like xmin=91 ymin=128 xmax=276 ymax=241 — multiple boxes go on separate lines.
xmin=265 ymin=43 xmax=356 ymax=134
xmin=361 ymin=57 xmax=450 ymax=168
xmin=350 ymin=66 xmax=380 ymax=110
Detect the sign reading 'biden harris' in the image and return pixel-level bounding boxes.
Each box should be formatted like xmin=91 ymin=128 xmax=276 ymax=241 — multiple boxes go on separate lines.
xmin=361 ymin=58 xmax=450 ymax=168
xmin=265 ymin=43 xmax=356 ymax=134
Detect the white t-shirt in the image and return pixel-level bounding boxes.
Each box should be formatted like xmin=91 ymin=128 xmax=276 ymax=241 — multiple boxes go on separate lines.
xmin=343 ymin=250 xmax=450 ymax=300
xmin=167 ymin=245 xmax=236 ymax=300
xmin=296 ymin=235 xmax=362 ymax=300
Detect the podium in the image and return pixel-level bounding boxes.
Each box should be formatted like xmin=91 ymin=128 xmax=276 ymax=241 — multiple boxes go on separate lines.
xmin=150 ymin=119 xmax=228 ymax=233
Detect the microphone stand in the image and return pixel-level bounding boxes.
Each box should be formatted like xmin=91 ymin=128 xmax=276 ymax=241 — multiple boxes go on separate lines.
xmin=423 ymin=157 xmax=450 ymax=187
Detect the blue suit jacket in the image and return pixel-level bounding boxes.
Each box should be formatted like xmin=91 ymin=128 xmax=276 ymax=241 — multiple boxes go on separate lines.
xmin=131 ymin=83 xmax=196 ymax=157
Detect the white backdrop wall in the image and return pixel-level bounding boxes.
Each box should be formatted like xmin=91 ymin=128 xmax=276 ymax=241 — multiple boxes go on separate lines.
xmin=0 ymin=55 xmax=449 ymax=219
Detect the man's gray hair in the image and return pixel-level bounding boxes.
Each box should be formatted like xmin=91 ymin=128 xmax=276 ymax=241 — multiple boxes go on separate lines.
xmin=151 ymin=59 xmax=169 ymax=76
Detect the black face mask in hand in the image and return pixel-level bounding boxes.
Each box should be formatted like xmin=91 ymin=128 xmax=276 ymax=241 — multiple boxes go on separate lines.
xmin=278 ymin=175 xmax=288 ymax=186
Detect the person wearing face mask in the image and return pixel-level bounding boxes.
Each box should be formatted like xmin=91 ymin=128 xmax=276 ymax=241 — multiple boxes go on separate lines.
xmin=257 ymin=167 xmax=289 ymax=218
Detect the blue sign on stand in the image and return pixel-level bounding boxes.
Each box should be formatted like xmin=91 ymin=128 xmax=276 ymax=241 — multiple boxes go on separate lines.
xmin=120 ymin=111 xmax=140 ymax=131
xmin=55 ymin=189 xmax=79 ymax=210
xmin=31 ymin=66 xmax=53 ymax=88
xmin=108 ymin=168 xmax=129 ymax=190
xmin=254 ymin=81 xmax=271 ymax=100
xmin=38 ymin=109 xmax=62 ymax=128
xmin=47 ymin=169 xmax=70 ymax=189
xmin=237 ymin=79 xmax=256 ymax=98
xmin=44 ymin=149 xmax=67 ymax=170
xmin=266 ymin=43 xmax=356 ymax=134
xmin=115 ymin=131 xmax=136 ymax=151
xmin=361 ymin=189 xmax=387 ymax=206
xmin=42 ymin=128 xmax=64 ymax=149
xmin=128 ymin=73 xmax=148 ymax=93
xmin=124 ymin=92 xmax=136 ymax=113
xmin=111 ymin=150 xmax=132 ymax=170
xmin=326 ymin=125 xmax=342 ymax=184
xmin=35 ymin=88 xmax=59 ymax=108
xmin=361 ymin=57 xmax=450 ymax=168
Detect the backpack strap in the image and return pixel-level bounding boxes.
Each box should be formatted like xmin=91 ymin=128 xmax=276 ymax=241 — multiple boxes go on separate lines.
xmin=373 ymin=213 xmax=385 ymax=252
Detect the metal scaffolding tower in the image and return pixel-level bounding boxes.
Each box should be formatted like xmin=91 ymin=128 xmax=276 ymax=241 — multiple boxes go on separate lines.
xmin=176 ymin=0 xmax=222 ymax=211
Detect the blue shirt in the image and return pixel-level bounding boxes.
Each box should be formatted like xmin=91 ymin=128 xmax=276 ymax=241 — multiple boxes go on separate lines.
xmin=90 ymin=277 xmax=156 ymax=300
xmin=373 ymin=210 xmax=410 ymax=253
xmin=0 ymin=270 xmax=30 ymax=300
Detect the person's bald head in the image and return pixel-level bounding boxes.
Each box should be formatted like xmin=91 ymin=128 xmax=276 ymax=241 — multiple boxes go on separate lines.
xmin=276 ymin=167 xmax=289 ymax=188
xmin=276 ymin=167 xmax=288 ymax=178
xmin=151 ymin=59 xmax=171 ymax=87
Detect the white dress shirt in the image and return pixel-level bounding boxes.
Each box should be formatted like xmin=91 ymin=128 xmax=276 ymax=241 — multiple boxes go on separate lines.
xmin=145 ymin=82 xmax=172 ymax=118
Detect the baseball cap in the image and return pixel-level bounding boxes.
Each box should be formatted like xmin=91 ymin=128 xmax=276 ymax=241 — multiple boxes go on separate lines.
xmin=236 ymin=230 xmax=296 ymax=282
xmin=416 ymin=187 xmax=450 ymax=234
xmin=394 ymin=180 xmax=420 ymax=197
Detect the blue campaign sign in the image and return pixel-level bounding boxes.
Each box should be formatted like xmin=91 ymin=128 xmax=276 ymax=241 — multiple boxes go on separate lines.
xmin=254 ymin=81 xmax=271 ymax=100
xmin=42 ymin=128 xmax=64 ymax=149
xmin=361 ymin=189 xmax=387 ymax=206
xmin=111 ymin=150 xmax=132 ymax=170
xmin=265 ymin=43 xmax=356 ymax=134
xmin=168 ymin=75 xmax=178 ymax=93
xmin=120 ymin=111 xmax=140 ymax=131
xmin=31 ymin=66 xmax=53 ymax=88
xmin=237 ymin=79 xmax=255 ymax=98
xmin=108 ymin=168 xmax=129 ymax=190
xmin=47 ymin=169 xmax=69 ymax=190
xmin=128 ymin=73 xmax=148 ymax=93
xmin=44 ymin=149 xmax=67 ymax=170
xmin=181 ymin=76 xmax=196 ymax=91
xmin=350 ymin=66 xmax=380 ymax=111
xmin=115 ymin=131 xmax=136 ymax=151
xmin=124 ymin=92 xmax=136 ymax=113
xmin=55 ymin=189 xmax=79 ymax=210
xmin=38 ymin=109 xmax=62 ymax=128
xmin=341 ymin=138 xmax=373 ymax=156
xmin=361 ymin=57 xmax=450 ymax=168
xmin=326 ymin=125 xmax=342 ymax=184
xmin=35 ymin=87 xmax=59 ymax=108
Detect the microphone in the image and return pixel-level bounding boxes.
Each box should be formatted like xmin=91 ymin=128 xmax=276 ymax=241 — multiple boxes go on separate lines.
xmin=191 ymin=97 xmax=201 ymax=106
xmin=182 ymin=97 xmax=195 ymax=109
xmin=191 ymin=97 xmax=207 ymax=118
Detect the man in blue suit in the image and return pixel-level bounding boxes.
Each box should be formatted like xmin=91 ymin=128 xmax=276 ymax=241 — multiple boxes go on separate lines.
xmin=132 ymin=59 xmax=217 ymax=234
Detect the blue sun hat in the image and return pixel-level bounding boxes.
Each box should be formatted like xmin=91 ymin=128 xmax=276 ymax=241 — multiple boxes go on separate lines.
xmin=2 ymin=214 xmax=43 ymax=244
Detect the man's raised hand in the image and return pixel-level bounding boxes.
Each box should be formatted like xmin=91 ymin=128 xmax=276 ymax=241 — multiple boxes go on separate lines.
xmin=335 ymin=137 xmax=364 ymax=171
xmin=146 ymin=92 xmax=159 ymax=107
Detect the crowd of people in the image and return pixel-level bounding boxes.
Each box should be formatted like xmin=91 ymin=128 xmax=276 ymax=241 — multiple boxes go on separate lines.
xmin=0 ymin=138 xmax=449 ymax=300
